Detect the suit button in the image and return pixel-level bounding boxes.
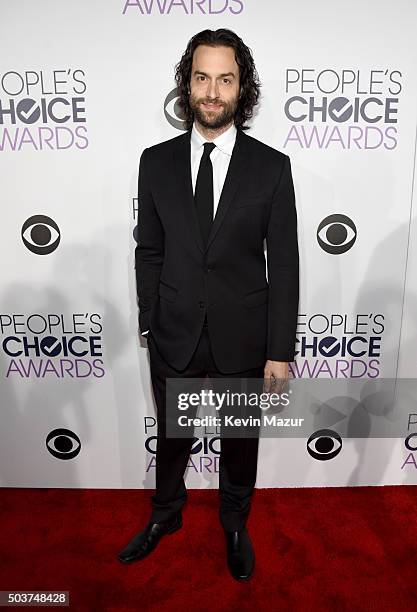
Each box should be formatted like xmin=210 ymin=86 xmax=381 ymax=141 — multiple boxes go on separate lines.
xmin=199 ymin=300 xmax=205 ymax=308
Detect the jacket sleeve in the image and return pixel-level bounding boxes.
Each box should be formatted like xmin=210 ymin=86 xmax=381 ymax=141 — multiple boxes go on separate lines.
xmin=266 ymin=154 xmax=299 ymax=362
xmin=135 ymin=148 xmax=164 ymax=334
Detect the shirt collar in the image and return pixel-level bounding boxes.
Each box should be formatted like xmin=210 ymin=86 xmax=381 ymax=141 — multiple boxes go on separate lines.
xmin=191 ymin=121 xmax=237 ymax=156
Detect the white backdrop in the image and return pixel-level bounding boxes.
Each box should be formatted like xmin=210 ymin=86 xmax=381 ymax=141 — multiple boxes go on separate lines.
xmin=1 ymin=0 xmax=417 ymax=489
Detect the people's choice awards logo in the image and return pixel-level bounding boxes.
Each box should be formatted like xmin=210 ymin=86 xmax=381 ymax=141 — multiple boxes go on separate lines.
xmin=0 ymin=313 xmax=106 ymax=379
xmin=317 ymin=214 xmax=357 ymax=254
xmin=293 ymin=313 xmax=385 ymax=378
xmin=0 ymin=68 xmax=89 ymax=152
xmin=144 ymin=417 xmax=220 ymax=473
xmin=21 ymin=215 xmax=61 ymax=255
xmin=283 ymin=68 xmax=402 ymax=150
xmin=122 ymin=0 xmax=244 ymax=16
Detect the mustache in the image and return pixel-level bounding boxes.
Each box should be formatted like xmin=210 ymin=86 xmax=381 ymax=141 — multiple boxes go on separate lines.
xmin=199 ymin=99 xmax=224 ymax=105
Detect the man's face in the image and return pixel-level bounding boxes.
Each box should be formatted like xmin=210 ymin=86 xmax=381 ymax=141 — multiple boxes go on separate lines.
xmin=189 ymin=44 xmax=240 ymax=130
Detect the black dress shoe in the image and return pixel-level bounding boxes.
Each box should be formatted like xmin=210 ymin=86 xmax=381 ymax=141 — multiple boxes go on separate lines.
xmin=224 ymin=527 xmax=255 ymax=581
xmin=117 ymin=512 xmax=182 ymax=563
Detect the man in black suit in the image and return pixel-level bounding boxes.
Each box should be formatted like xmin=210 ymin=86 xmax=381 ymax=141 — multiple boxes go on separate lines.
xmin=118 ymin=28 xmax=299 ymax=581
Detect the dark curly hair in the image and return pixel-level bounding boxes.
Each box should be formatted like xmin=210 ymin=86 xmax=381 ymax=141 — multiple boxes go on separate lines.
xmin=174 ymin=28 xmax=261 ymax=131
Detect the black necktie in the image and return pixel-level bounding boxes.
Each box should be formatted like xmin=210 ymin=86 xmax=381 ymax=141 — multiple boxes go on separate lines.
xmin=194 ymin=141 xmax=216 ymax=246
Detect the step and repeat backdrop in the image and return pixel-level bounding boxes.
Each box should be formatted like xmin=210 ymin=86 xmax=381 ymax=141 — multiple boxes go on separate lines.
xmin=1 ymin=0 xmax=417 ymax=489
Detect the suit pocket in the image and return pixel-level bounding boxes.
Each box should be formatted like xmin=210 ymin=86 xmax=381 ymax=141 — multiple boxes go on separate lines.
xmin=243 ymin=286 xmax=268 ymax=309
xmin=158 ymin=279 xmax=178 ymax=303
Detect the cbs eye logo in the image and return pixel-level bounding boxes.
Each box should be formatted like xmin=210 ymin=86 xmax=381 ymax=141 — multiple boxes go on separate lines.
xmin=307 ymin=429 xmax=342 ymax=461
xmin=317 ymin=214 xmax=357 ymax=254
xmin=164 ymin=88 xmax=186 ymax=130
xmin=22 ymin=215 xmax=61 ymax=255
xmin=46 ymin=428 xmax=81 ymax=460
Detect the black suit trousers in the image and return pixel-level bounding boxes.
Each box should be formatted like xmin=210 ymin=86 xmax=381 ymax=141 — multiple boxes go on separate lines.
xmin=147 ymin=317 xmax=264 ymax=532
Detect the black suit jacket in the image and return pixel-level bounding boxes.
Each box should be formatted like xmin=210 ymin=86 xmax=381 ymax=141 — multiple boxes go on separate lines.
xmin=135 ymin=125 xmax=299 ymax=373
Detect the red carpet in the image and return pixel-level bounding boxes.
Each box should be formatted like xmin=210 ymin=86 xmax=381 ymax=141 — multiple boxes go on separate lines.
xmin=1 ymin=486 xmax=416 ymax=611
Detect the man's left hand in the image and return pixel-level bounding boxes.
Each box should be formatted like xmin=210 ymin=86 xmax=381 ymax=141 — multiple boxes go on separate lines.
xmin=263 ymin=360 xmax=289 ymax=394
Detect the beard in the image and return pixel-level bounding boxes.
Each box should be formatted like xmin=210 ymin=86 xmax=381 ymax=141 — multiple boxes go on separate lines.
xmin=189 ymin=92 xmax=238 ymax=130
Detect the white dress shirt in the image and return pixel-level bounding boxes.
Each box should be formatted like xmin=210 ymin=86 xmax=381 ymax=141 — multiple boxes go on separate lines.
xmin=190 ymin=120 xmax=237 ymax=209
xmin=141 ymin=121 xmax=237 ymax=336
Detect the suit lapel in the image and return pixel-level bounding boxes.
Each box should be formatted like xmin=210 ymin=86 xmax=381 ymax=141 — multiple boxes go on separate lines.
xmin=173 ymin=125 xmax=250 ymax=254
xmin=206 ymin=127 xmax=249 ymax=251
xmin=173 ymin=128 xmax=204 ymax=253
